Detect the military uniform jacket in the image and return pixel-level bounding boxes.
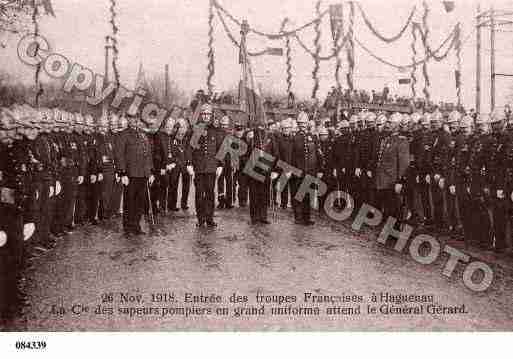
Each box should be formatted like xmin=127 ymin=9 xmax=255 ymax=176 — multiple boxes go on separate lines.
xmin=185 ymin=125 xmax=224 ymax=174
xmin=116 ymin=128 xmax=154 ymax=178
xmin=275 ymin=133 xmax=293 ymax=170
xmin=96 ymin=133 xmax=116 ymax=172
xmin=333 ymin=133 xmax=353 ymax=173
xmin=154 ymin=131 xmax=172 ymax=171
xmin=319 ymin=138 xmax=335 ymax=174
xmin=430 ymin=129 xmax=451 ymax=178
xmin=446 ymin=132 xmax=465 ymax=186
xmin=375 ymin=133 xmax=410 ymax=190
xmin=291 ymin=131 xmax=320 ymax=176
xmin=245 ymin=128 xmax=276 ymax=175
xmin=58 ymin=132 xmax=80 ymax=178
xmin=1 ymin=141 xmax=37 ymax=222
xmin=33 ymin=133 xmax=55 ymax=182
xmin=469 ymin=133 xmax=495 ymax=191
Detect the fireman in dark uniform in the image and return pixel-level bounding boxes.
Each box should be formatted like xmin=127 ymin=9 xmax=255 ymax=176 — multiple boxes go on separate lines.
xmin=73 ymin=113 xmax=89 ymax=226
xmin=246 ymin=122 xmax=275 ymax=224
xmin=275 ymin=118 xmax=294 ymax=209
xmin=0 ymin=110 xmax=36 ymax=320
xmin=111 ymin=114 xmax=126 ymax=219
xmin=154 ymin=116 xmax=175 ymax=214
xmin=290 ymin=111 xmax=322 ymax=225
xmin=333 ymin=119 xmax=352 ymax=210
xmin=185 ymin=104 xmax=224 ymax=228
xmin=318 ymin=126 xmax=335 ymax=213
xmin=96 ymin=114 xmax=117 ymax=221
xmin=116 ymin=113 xmax=155 ymax=235
xmin=217 ymin=115 xmax=235 ymax=210
xmin=169 ymin=117 xmax=191 ymax=211
xmin=234 ymin=117 xmax=249 ymax=207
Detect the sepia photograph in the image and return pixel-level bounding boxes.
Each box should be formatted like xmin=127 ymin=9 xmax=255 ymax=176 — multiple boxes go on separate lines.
xmin=0 ymin=0 xmax=513 ymax=338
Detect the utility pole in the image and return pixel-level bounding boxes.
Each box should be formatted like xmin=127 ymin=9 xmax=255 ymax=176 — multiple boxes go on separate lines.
xmin=490 ymin=5 xmax=496 ymax=111
xmin=164 ymin=64 xmax=169 ymax=106
xmin=476 ymin=4 xmax=481 ymax=114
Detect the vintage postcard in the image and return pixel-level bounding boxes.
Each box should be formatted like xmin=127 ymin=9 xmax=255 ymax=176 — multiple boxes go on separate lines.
xmin=0 ymin=0 xmax=512 ymax=339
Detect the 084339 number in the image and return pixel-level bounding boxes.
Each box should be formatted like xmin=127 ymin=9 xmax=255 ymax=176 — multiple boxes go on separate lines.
xmin=15 ymin=341 xmax=47 ymax=350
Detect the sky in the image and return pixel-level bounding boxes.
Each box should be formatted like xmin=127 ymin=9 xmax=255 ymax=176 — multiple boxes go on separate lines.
xmin=2 ymin=0 xmax=513 ymax=112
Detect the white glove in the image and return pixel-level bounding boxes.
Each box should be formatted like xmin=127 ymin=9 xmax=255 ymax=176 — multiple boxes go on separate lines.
xmin=416 ymin=175 xmax=420 ymax=184
xmin=510 ymin=191 xmax=513 ymax=202
xmin=483 ymin=187 xmax=490 ymax=196
xmin=0 ymin=170 xmax=3 ymax=182
xmin=121 ymin=176 xmax=129 ymax=186
xmin=216 ymin=166 xmax=223 ymax=178
xmin=497 ymin=189 xmax=505 ymax=199
xmin=115 ymin=174 xmax=120 ymax=183
xmin=317 ymin=172 xmax=323 ymax=179
xmin=271 ymin=172 xmax=279 ymax=180
xmin=285 ymin=172 xmax=292 ymax=179
xmin=23 ymin=223 xmax=35 ymax=241
xmin=90 ymin=174 xmax=97 ymax=184
xmin=55 ymin=181 xmax=62 ymax=195
xmin=160 ymin=169 xmax=166 ymax=176
xmin=149 ymin=175 xmax=155 ymax=185
xmin=438 ymin=178 xmax=445 ymax=189
xmin=425 ymin=175 xmax=431 ymax=184
xmin=366 ymin=171 xmax=372 ymax=178
xmin=247 ymin=131 xmax=254 ymax=139
xmin=170 ymin=163 xmax=176 ymax=170
xmin=434 ymin=174 xmax=441 ymax=182
xmin=49 ymin=186 xmax=55 ymax=197
xmin=342 ymin=168 xmax=346 ymax=174
xmin=394 ymin=183 xmax=403 ymax=194
xmin=355 ymin=168 xmax=362 ymax=177
xmin=98 ymin=173 xmax=104 ymax=182
xmin=187 ymin=165 xmax=194 ymax=176
xmin=77 ymin=176 xmax=84 ymax=185
xmin=333 ymin=169 xmax=337 ymax=178
xmin=449 ymin=185 xmax=456 ymax=195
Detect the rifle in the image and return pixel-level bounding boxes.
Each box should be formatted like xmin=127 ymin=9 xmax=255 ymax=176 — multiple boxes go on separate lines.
xmin=146 ymin=181 xmax=156 ymax=229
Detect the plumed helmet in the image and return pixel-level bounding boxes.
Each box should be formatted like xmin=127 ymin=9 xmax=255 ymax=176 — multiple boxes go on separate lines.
xmin=366 ymin=112 xmax=377 ymax=122
xmin=220 ymin=115 xmax=230 ymax=126
xmin=410 ymin=112 xmax=422 ymax=123
xmin=282 ymin=117 xmax=293 ymax=128
xmin=460 ymin=115 xmax=473 ymax=128
xmin=448 ymin=110 xmax=462 ymax=124
xmin=349 ymin=114 xmax=358 ymax=124
xmin=297 ymin=111 xmax=309 ymax=124
xmin=200 ymin=103 xmax=213 ymax=114
xmin=376 ymin=114 xmax=387 ymax=125
xmin=338 ymin=119 xmax=350 ymax=129
xmin=390 ymin=112 xmax=402 ymax=124
xmin=318 ymin=126 xmax=329 ymax=135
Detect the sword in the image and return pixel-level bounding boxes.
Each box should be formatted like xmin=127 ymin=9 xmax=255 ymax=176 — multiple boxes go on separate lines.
xmin=147 ymin=181 xmax=156 ymax=228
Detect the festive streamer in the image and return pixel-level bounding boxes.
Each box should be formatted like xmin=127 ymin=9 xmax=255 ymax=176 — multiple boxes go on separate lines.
xmin=280 ymin=18 xmax=293 ymax=97
xmin=354 ymin=25 xmax=459 ymax=70
xmin=215 ymin=8 xmax=268 ymax=56
xmin=207 ymin=0 xmax=215 ymax=95
xmin=410 ymin=23 xmax=417 ymax=98
xmin=212 ymin=0 xmax=329 ymax=39
xmin=31 ymin=1 xmax=43 ymax=105
xmin=312 ymin=0 xmax=321 ymax=100
xmin=347 ymin=1 xmax=355 ymax=91
xmin=293 ymin=31 xmax=349 ymax=61
xmin=332 ymin=5 xmax=344 ymax=91
xmin=357 ymin=2 xmax=416 ymax=43
xmin=455 ymin=23 xmax=462 ymax=106
xmin=109 ymin=0 xmax=120 ymax=89
xmin=421 ymin=0 xmax=430 ymax=101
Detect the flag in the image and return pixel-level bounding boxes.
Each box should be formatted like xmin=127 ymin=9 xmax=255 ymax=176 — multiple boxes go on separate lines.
xmin=398 ymin=78 xmax=411 ymax=85
xmin=134 ymin=62 xmax=149 ymax=91
xmin=239 ymin=33 xmax=265 ymax=127
xmin=329 ymin=4 xmax=344 ymax=41
xmin=443 ymin=1 xmax=455 ymax=13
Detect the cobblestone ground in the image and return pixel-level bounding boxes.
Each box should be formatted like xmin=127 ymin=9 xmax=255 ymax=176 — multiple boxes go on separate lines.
xmin=4 ymin=197 xmax=513 ymax=331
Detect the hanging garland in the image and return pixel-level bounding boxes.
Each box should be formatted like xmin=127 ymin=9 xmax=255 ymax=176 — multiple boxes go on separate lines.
xmin=31 ymin=1 xmax=43 ymax=106
xmin=207 ymin=0 xmax=215 ymax=94
xmin=357 ymin=2 xmax=416 ymax=43
xmin=212 ymin=0 xmax=329 ymax=40
xmin=332 ymin=7 xmax=343 ymax=91
xmin=280 ymin=18 xmax=293 ymax=97
xmin=354 ymin=24 xmax=459 ymax=70
xmin=421 ymin=1 xmax=430 ymax=102
xmin=215 ymin=8 xmax=267 ymax=56
xmin=311 ymin=0 xmax=321 ymax=100
xmin=347 ymin=1 xmax=355 ymax=91
xmin=455 ymin=23 xmax=462 ymax=106
xmin=109 ymin=0 xmax=120 ymax=89
xmin=410 ymin=23 xmax=417 ymax=99
xmin=293 ymin=31 xmax=349 ymax=61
